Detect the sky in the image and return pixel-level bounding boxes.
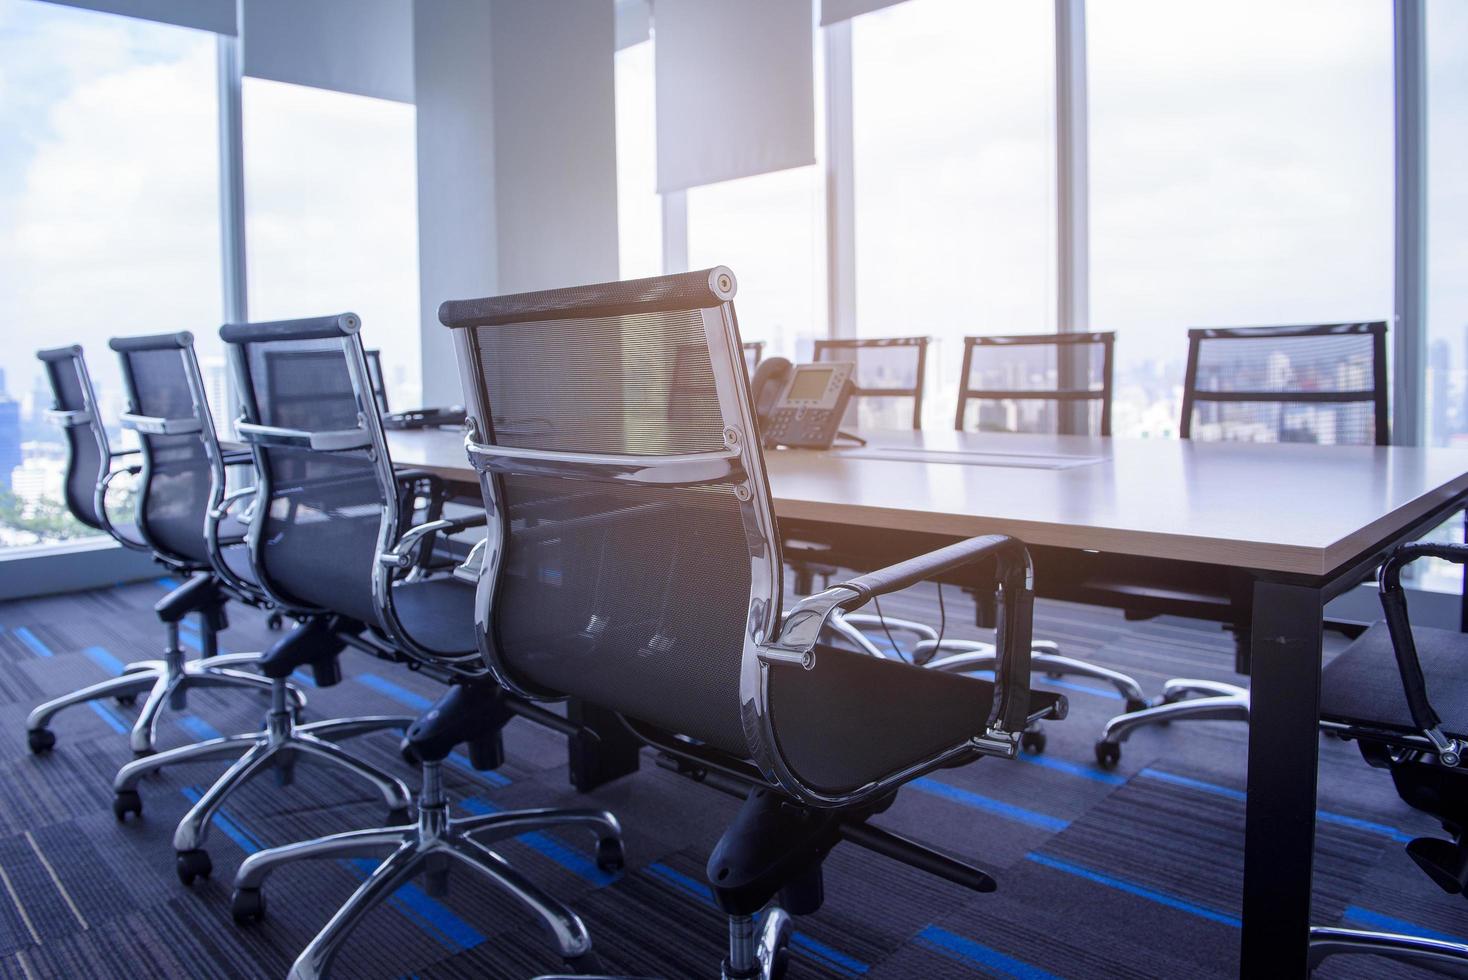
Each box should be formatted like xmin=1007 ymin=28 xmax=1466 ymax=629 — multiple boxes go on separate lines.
xmin=0 ymin=0 xmax=422 ymax=427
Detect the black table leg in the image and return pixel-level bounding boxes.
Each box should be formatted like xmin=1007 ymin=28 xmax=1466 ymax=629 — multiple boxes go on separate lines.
xmin=1240 ymin=579 xmax=1324 ymax=977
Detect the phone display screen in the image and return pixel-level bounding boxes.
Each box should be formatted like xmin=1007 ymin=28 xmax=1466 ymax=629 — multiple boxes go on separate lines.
xmin=786 ymin=367 xmax=833 ymax=402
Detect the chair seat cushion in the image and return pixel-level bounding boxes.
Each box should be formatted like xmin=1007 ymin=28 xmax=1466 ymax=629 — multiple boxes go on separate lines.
xmin=768 ymin=644 xmax=1065 ymax=794
xmin=1321 ymin=620 xmax=1468 ymax=738
xmin=390 ymin=577 xmax=476 ymax=655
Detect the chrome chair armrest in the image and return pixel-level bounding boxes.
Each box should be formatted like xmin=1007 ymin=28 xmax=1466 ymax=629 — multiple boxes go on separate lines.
xmin=378 ymin=512 xmax=489 ymax=572
xmin=452 ymin=536 xmax=490 ymax=584
xmin=44 ymin=408 xmax=89 ymax=428
xmin=236 ymin=419 xmax=371 ymax=452
xmin=209 ymin=486 xmax=257 ymax=529
xmin=120 ymin=412 xmax=201 ymax=436
xmin=109 ymin=447 xmax=142 ymax=460
xmin=1378 ymin=543 xmax=1468 ymax=765
xmin=95 ymin=464 xmax=149 ymax=551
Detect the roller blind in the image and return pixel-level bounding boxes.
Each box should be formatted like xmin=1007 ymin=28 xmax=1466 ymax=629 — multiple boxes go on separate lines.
xmin=241 ymin=0 xmax=414 ymax=104
xmin=654 ymin=0 xmax=815 ymax=194
xmin=41 ymin=0 xmax=236 ymax=35
xmin=820 ymin=0 xmax=908 ymax=27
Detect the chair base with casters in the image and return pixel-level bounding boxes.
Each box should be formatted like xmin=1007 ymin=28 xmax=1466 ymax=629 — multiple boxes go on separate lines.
xmin=1308 ymin=926 xmax=1468 ymax=971
xmin=1093 ymin=678 xmax=1249 ymax=768
xmin=25 ymin=572 xmax=305 ymax=756
xmin=111 ymin=617 xmax=414 ymax=885
xmin=230 ymin=682 xmax=622 ymax=980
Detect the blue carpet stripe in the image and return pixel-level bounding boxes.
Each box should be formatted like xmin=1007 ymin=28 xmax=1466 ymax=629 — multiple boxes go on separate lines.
xmin=1016 ymin=752 xmax=1126 ymax=786
xmin=344 ymin=858 xmax=485 ymax=953
xmin=179 ymin=787 xmax=262 ymax=854
xmin=457 ymin=798 xmax=615 ymax=885
xmin=911 ymin=778 xmax=1070 ymax=832
xmin=447 ymin=752 xmax=512 ymax=786
xmin=645 ymin=864 xmax=869 ymax=976
xmin=177 ymin=715 xmax=222 ymax=741
xmin=1039 ymin=677 xmax=1123 ymax=701
xmin=1139 ymin=768 xmax=1412 ymax=843
xmin=14 ymin=627 xmax=52 ymax=658
xmin=356 ymin=673 xmax=434 ymax=711
xmin=1026 ymin=853 xmax=1241 ymax=928
xmin=87 ymin=701 xmax=129 ymax=734
xmin=914 ymin=925 xmax=1062 ymax=980
xmin=290 ymin=670 xmax=318 ymax=689
xmin=1342 ymin=906 xmax=1468 ymax=946
xmin=83 ymin=645 xmax=126 ymax=674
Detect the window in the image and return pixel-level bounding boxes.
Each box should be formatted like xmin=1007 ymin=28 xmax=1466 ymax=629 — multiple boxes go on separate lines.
xmin=686 ymin=165 xmax=828 ymax=363
xmin=243 ymin=78 xmax=422 ymax=411
xmin=1426 ymin=0 xmax=1468 ymax=449
xmin=615 ymin=39 xmax=662 ymax=281
xmin=1089 ymin=0 xmax=1394 ymax=438
xmin=850 ymin=0 xmax=1056 ymax=429
xmin=0 ymin=0 xmax=221 ymax=548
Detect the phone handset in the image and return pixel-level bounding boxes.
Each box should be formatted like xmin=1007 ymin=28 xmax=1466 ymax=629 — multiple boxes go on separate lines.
xmin=750 ymin=356 xmax=794 ymax=437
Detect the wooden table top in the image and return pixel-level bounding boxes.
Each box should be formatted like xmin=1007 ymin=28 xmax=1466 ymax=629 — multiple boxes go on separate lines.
xmin=379 ymin=427 xmax=1468 ymax=577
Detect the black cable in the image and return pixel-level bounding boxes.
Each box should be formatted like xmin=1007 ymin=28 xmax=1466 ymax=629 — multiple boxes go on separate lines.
xmin=870 ymin=595 xmax=908 ymax=663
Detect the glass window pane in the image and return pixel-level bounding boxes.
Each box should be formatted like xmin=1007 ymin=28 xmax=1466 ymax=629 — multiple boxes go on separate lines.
xmin=687 ymin=165 xmax=827 ymax=362
xmin=0 ymin=0 xmax=221 ymax=548
xmin=851 ymin=0 xmax=1056 ymax=429
xmin=615 ymin=39 xmax=662 ymax=281
xmin=244 ymin=78 xmax=422 ymax=411
xmin=1090 ymin=0 xmax=1394 ymax=438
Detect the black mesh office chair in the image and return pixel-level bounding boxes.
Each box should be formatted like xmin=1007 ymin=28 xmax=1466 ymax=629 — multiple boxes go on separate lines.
xmin=441 ymin=268 xmax=1064 ymax=979
xmin=955 ymin=331 xmax=1115 ymax=436
xmin=365 ymin=347 xmax=390 ymax=415
xmin=112 ymin=317 xmax=449 ymax=887
xmin=34 ymin=345 xmax=144 ymax=544
xmin=813 ymin=335 xmax=928 ymax=430
xmin=1096 ymin=321 xmax=1389 ymax=766
xmin=1311 ymin=543 xmax=1468 ymax=971
xmin=27 ymin=338 xmax=303 ymax=756
xmin=742 ymin=340 xmax=764 ymax=375
xmin=214 ymin=314 xmax=621 ymax=978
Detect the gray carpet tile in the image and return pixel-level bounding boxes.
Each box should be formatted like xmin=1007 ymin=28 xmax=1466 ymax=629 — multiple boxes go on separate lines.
xmin=0 ymin=576 xmax=1464 ymax=978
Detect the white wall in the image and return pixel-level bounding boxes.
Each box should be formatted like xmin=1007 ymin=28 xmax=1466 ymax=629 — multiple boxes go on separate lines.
xmin=413 ymin=0 xmax=619 ymax=405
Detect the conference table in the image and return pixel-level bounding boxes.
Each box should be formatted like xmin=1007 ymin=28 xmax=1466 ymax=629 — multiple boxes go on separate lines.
xmin=380 ymin=424 xmax=1468 ymax=978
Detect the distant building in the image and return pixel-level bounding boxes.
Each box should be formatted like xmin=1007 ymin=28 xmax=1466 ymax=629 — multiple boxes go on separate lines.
xmin=1430 ymin=338 xmax=1450 ymax=447
xmin=0 ymin=397 xmax=18 ymax=491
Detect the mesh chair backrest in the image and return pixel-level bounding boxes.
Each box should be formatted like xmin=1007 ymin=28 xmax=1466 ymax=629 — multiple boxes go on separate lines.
xmin=1180 ymin=322 xmax=1388 ymax=445
xmin=36 ymin=347 xmax=109 ymax=530
xmin=956 ymin=332 xmax=1114 ymax=436
xmin=222 ymin=316 xmax=390 ymax=627
xmin=742 ymin=341 xmax=764 ymax=376
xmin=441 ymin=269 xmax=780 ymax=759
xmin=813 ymin=337 xmax=928 ymax=430
xmin=365 ymin=348 xmax=390 ymax=415
xmin=112 ymin=334 xmax=220 ymax=567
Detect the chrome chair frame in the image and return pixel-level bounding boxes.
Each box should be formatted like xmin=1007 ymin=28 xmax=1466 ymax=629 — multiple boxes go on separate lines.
xmin=444 ymin=268 xmax=1054 ymax=980
xmin=115 ymin=321 xmax=420 ymax=884
xmin=212 ymin=315 xmax=619 ymax=977
xmin=27 ymin=337 xmax=304 ymax=757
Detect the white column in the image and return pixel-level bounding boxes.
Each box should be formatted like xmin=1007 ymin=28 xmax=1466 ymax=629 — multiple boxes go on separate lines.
xmin=1393 ymin=0 xmax=1427 ymax=446
xmin=1055 ymin=0 xmax=1089 ymax=433
xmin=824 ymin=20 xmax=857 ymax=340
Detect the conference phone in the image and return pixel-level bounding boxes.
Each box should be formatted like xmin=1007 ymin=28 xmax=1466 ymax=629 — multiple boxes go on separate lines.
xmin=749 ymin=356 xmax=858 ymax=450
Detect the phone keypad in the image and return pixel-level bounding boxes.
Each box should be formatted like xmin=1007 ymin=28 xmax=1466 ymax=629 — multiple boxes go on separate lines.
xmin=765 ymin=407 xmax=833 ymax=448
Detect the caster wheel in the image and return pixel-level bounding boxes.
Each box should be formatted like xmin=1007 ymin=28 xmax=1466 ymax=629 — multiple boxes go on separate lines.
xmin=386 ymin=807 xmax=411 ymax=826
xmin=1020 ymin=728 xmax=1047 ymax=755
xmin=1095 ymin=742 xmax=1121 ymax=769
xmin=27 ymin=729 xmax=55 ymax=754
xmin=113 ymin=789 xmax=143 ymax=822
xmin=769 ymin=945 xmax=791 ymax=980
xmin=1124 ymin=697 xmax=1149 ymax=714
xmin=176 ymin=848 xmax=212 ymax=886
xmin=114 ymin=693 xmax=138 ymax=707
xmin=563 ymin=950 xmax=602 ymax=975
xmin=596 ymin=837 xmax=625 ymax=873
xmin=267 ymin=613 xmax=284 ymax=632
xmin=231 ymin=887 xmax=266 ymax=925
